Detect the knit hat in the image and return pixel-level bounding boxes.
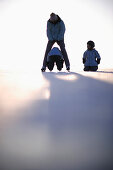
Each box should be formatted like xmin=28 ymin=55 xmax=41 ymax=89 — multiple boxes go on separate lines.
xmin=87 ymin=41 xmax=95 ymax=48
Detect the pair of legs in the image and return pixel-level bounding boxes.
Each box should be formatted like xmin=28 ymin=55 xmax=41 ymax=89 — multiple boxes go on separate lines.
xmin=43 ymin=40 xmax=70 ymax=68
xmin=84 ymin=66 xmax=98 ymax=71
xmin=47 ymin=55 xmax=64 ymax=71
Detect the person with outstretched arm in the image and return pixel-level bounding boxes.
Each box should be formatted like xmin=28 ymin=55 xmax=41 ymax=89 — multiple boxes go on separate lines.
xmin=41 ymin=13 xmax=70 ymax=72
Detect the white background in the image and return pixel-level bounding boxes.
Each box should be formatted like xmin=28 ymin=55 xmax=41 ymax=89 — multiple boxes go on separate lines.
xmin=0 ymin=0 xmax=113 ymax=70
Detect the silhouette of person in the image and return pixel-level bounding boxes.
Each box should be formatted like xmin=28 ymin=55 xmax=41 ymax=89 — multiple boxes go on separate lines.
xmin=46 ymin=47 xmax=64 ymax=71
xmin=41 ymin=13 xmax=70 ymax=72
xmin=83 ymin=41 xmax=101 ymax=71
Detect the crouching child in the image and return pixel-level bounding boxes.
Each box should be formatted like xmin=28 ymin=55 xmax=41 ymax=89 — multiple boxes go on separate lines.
xmin=83 ymin=41 xmax=101 ymax=71
xmin=42 ymin=47 xmax=64 ymax=72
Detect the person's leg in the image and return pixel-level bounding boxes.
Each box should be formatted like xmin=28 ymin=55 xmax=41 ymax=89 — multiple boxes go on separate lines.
xmin=60 ymin=59 xmax=64 ymax=68
xmin=57 ymin=40 xmax=70 ymax=69
xmin=42 ymin=40 xmax=55 ymax=68
xmin=47 ymin=56 xmax=54 ymax=71
xmin=90 ymin=66 xmax=98 ymax=71
xmin=55 ymin=56 xmax=63 ymax=71
xmin=84 ymin=66 xmax=90 ymax=71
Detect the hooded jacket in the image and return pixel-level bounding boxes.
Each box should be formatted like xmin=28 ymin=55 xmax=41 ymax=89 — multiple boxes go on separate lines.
xmin=47 ymin=47 xmax=64 ymax=62
xmin=83 ymin=49 xmax=101 ymax=66
xmin=47 ymin=15 xmax=65 ymax=41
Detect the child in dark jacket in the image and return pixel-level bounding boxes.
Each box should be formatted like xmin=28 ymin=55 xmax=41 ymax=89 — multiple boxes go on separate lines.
xmin=43 ymin=47 xmax=64 ymax=71
xmin=83 ymin=41 xmax=101 ymax=71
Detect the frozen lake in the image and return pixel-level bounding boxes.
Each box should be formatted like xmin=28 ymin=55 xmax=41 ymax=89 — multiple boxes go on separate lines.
xmin=0 ymin=69 xmax=113 ymax=170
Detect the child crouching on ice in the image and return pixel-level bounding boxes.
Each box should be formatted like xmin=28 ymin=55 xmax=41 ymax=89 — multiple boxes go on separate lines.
xmin=83 ymin=41 xmax=101 ymax=71
xmin=41 ymin=47 xmax=64 ymax=72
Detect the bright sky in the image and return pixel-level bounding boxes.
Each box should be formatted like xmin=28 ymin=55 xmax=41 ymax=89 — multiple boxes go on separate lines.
xmin=0 ymin=0 xmax=113 ymax=71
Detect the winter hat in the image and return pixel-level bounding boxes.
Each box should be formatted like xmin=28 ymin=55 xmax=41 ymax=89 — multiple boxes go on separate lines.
xmin=50 ymin=13 xmax=58 ymax=21
xmin=87 ymin=40 xmax=95 ymax=48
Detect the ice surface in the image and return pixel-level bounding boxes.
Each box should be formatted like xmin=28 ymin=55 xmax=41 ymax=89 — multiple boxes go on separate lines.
xmin=0 ymin=69 xmax=113 ymax=170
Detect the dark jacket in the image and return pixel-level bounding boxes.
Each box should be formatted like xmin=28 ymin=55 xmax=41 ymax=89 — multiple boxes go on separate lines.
xmin=47 ymin=15 xmax=65 ymax=41
xmin=47 ymin=47 xmax=64 ymax=62
xmin=83 ymin=49 xmax=101 ymax=66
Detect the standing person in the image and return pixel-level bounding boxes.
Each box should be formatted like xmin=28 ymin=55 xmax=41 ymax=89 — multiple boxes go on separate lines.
xmin=41 ymin=13 xmax=70 ymax=72
xmin=83 ymin=41 xmax=101 ymax=71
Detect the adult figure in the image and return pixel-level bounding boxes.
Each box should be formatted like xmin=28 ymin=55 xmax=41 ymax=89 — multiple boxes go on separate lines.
xmin=41 ymin=13 xmax=70 ymax=72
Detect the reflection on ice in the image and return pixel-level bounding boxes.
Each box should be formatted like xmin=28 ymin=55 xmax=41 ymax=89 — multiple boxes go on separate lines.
xmin=0 ymin=71 xmax=50 ymax=115
xmin=80 ymin=69 xmax=113 ymax=84
xmin=0 ymin=70 xmax=113 ymax=170
xmin=56 ymin=73 xmax=77 ymax=81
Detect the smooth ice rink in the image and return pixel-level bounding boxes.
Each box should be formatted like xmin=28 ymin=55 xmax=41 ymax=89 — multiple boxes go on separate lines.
xmin=0 ymin=69 xmax=113 ymax=170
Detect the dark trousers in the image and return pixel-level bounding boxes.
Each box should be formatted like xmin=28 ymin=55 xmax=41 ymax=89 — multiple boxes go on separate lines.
xmin=84 ymin=66 xmax=98 ymax=71
xmin=43 ymin=40 xmax=70 ymax=68
xmin=47 ymin=55 xmax=64 ymax=71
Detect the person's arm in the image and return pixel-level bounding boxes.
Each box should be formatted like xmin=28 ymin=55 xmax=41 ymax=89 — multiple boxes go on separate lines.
xmin=47 ymin=22 xmax=53 ymax=41
xmin=95 ymin=50 xmax=101 ymax=64
xmin=83 ymin=52 xmax=87 ymax=63
xmin=57 ymin=21 xmax=65 ymax=41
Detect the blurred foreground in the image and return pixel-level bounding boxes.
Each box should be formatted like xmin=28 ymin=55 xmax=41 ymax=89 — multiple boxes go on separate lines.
xmin=0 ymin=69 xmax=113 ymax=170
